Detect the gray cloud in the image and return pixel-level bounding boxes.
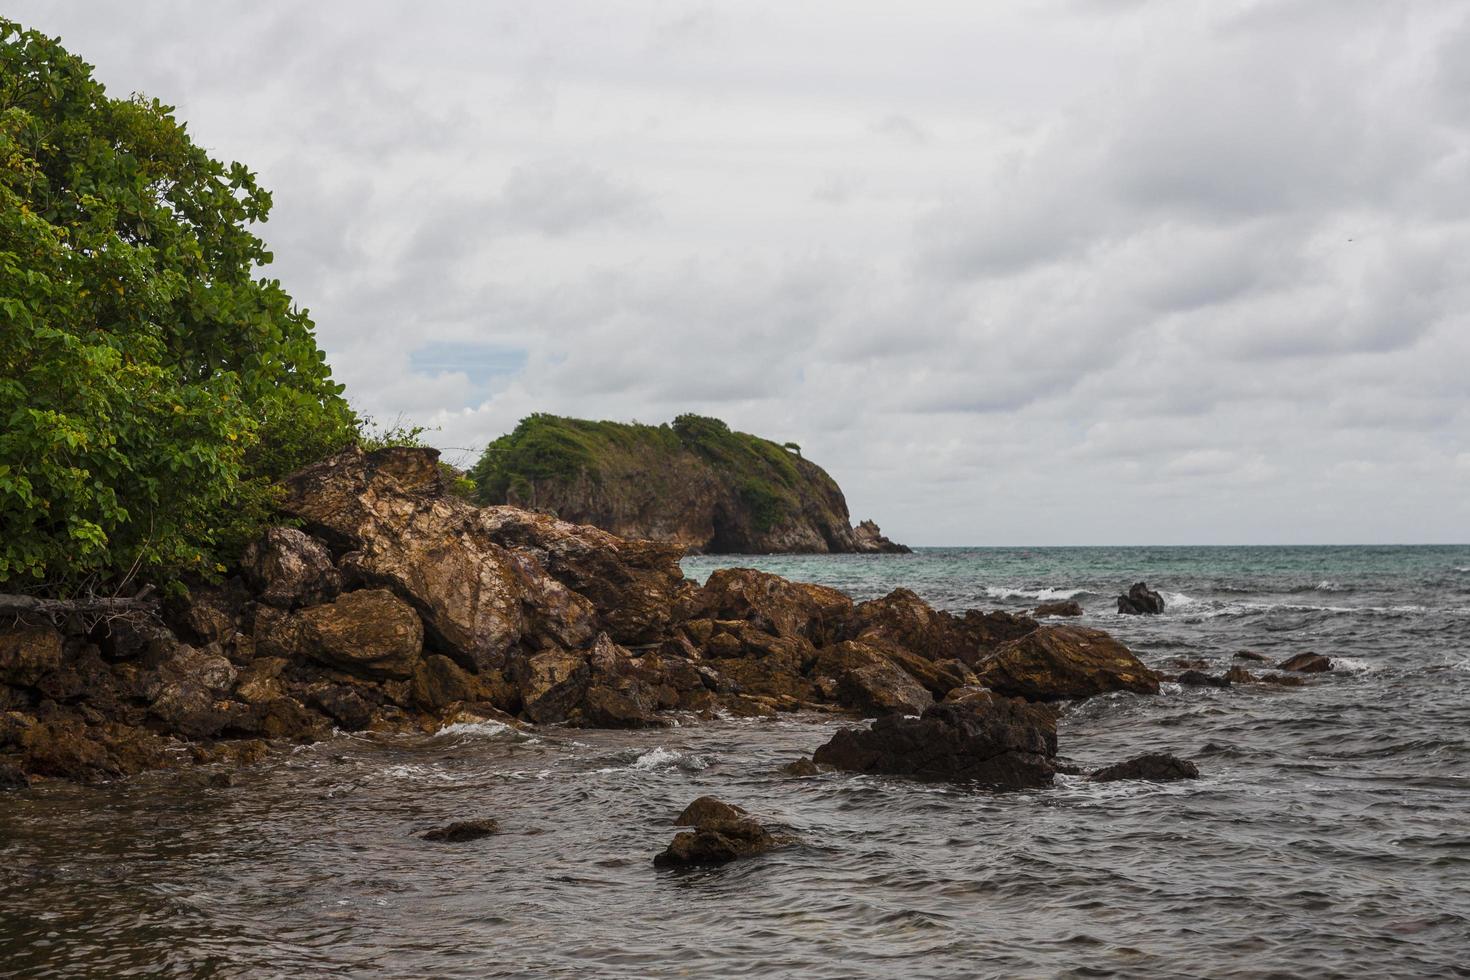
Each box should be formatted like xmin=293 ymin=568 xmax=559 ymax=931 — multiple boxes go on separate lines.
xmin=11 ymin=0 xmax=1468 ymax=544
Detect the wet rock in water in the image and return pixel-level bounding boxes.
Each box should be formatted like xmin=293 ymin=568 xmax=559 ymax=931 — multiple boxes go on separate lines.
xmin=1277 ymin=652 xmax=1332 ymax=673
xmin=1033 ymin=600 xmax=1084 ymax=618
xmin=1090 ymin=753 xmax=1200 ymax=783
xmin=674 ymin=795 xmax=747 ymax=826
xmin=851 ymin=519 xmax=911 ymax=554
xmin=1234 ymin=650 xmax=1271 ymax=662
xmin=422 ymin=818 xmax=501 ymax=842
xmin=973 ymin=626 xmax=1159 ymax=701
xmin=698 ymin=568 xmax=853 ymax=646
xmin=266 ymin=588 xmax=424 ymax=680
xmin=781 ymin=758 xmax=821 ymax=777
xmin=811 ymin=693 xmax=1057 ymax=789
xmin=656 ymin=797 xmax=785 ymax=867
xmin=578 ymin=633 xmax=663 ymax=728
xmin=0 ymin=762 xmax=31 ymax=790
xmin=1223 ymin=666 xmax=1256 ymax=684
xmin=1259 ymin=673 xmax=1307 ymax=687
xmin=306 ymin=685 xmax=375 ymax=731
xmin=1116 ymin=582 xmax=1166 ymax=615
xmin=1177 ymin=670 xmax=1230 ymax=688
xmin=239 ymin=527 xmax=341 ymax=609
xmin=813 ymin=641 xmax=933 ymax=717
xmin=1171 ymin=657 xmax=1209 ymax=669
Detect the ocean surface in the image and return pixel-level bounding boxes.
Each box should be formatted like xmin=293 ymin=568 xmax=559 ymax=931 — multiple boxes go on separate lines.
xmin=3 ymin=545 xmax=1469 ymax=978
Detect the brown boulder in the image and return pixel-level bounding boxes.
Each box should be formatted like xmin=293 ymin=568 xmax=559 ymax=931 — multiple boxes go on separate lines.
xmin=1090 ymin=753 xmax=1199 ymax=783
xmin=0 ymin=624 xmax=63 ymax=687
xmin=1277 ymin=652 xmax=1332 ymax=673
xmin=422 ymin=818 xmax=500 ymax=842
xmin=578 ymin=633 xmax=662 ymax=728
xmin=1033 ymin=600 xmax=1084 ymax=618
xmin=240 ymin=527 xmax=341 ymax=608
xmin=974 ymin=626 xmax=1159 ymax=701
xmin=1234 ymin=650 xmax=1271 ymax=662
xmin=1223 ymin=666 xmax=1256 ymax=684
xmin=270 ymin=589 xmax=424 ymax=680
xmin=655 ymin=797 xmax=788 ymax=867
xmin=814 ymin=642 xmax=933 ymax=716
xmin=515 ymin=647 xmax=588 ymax=724
xmin=675 ymin=795 xmax=747 ymax=825
xmin=281 ymin=446 xmax=598 ymax=673
xmin=843 ymin=588 xmax=963 ymax=661
xmin=812 ymin=692 xmax=1056 ymax=788
xmin=698 ymin=568 xmax=852 ymax=645
xmin=950 ymin=609 xmax=1041 ymax=664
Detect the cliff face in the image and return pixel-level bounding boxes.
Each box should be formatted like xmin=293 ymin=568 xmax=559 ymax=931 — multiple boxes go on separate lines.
xmin=470 ymin=414 xmax=909 ymax=554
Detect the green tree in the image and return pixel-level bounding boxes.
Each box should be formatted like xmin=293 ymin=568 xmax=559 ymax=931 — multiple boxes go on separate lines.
xmin=0 ymin=19 xmax=356 ymax=593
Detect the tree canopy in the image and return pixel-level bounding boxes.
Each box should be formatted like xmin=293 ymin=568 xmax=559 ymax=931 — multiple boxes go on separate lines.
xmin=0 ymin=19 xmax=356 ymax=593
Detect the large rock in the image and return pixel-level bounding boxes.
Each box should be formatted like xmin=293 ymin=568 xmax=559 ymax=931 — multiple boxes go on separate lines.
xmin=1090 ymin=753 xmax=1199 ymax=783
xmin=974 ymin=625 xmax=1159 ymax=701
xmin=842 ymin=588 xmax=967 ymax=661
xmin=851 ymin=519 xmax=911 ymax=554
xmin=811 ymin=693 xmax=1056 ymax=788
xmin=240 ymin=527 xmax=341 ymax=608
xmin=1277 ymin=652 xmax=1332 ymax=673
xmin=950 ymin=609 xmax=1040 ymax=664
xmin=0 ymin=624 xmax=63 ymax=687
xmin=814 ymin=641 xmax=932 ymax=716
xmin=698 ymin=568 xmax=853 ymax=646
xmin=1033 ymin=600 xmax=1083 ymax=618
xmin=1116 ymin=582 xmax=1165 ymax=615
xmin=514 ymin=647 xmax=588 ymax=724
xmin=268 ymin=589 xmax=424 ymax=680
xmin=578 ymin=633 xmax=662 ymax=727
xmin=655 ymin=796 xmax=787 ymax=867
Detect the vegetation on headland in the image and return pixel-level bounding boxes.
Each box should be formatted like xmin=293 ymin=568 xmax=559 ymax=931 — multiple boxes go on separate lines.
xmin=471 ymin=413 xmax=808 ymax=533
xmin=0 ymin=20 xmax=357 ymax=595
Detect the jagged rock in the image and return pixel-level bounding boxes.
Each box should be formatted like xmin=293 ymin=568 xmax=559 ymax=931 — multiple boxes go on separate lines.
xmin=1234 ymin=650 xmax=1271 ymax=662
xmin=656 ymin=796 xmax=786 ymax=867
xmin=950 ymin=609 xmax=1041 ymax=664
xmin=1090 ymin=753 xmax=1200 ymax=783
xmin=877 ymin=644 xmax=979 ymax=699
xmin=973 ymin=626 xmax=1159 ymax=701
xmin=1033 ymin=600 xmax=1084 ymax=617
xmin=698 ymin=568 xmax=853 ymax=645
xmin=240 ymin=527 xmax=341 ymax=608
xmin=18 ymin=715 xmax=170 ymax=782
xmin=1178 ymin=670 xmax=1230 ymax=688
xmin=811 ymin=693 xmax=1057 ymax=788
xmin=167 ymin=582 xmax=248 ymax=647
xmin=515 ymin=647 xmax=588 ymax=724
xmin=675 ymin=795 xmax=747 ymax=825
xmin=306 ymin=685 xmax=375 ymax=730
xmin=235 ymin=658 xmax=287 ymax=705
xmin=843 ymin=588 xmax=968 ymax=661
xmin=145 ymin=646 xmax=246 ymax=740
xmin=814 ymin=641 xmax=933 ymax=716
xmin=281 ymin=446 xmax=600 ymax=672
xmin=411 ymin=654 xmax=486 ymax=711
xmin=1277 ymin=652 xmax=1332 ymax=673
xmin=851 ymin=519 xmax=911 ymax=554
xmin=1259 ymin=673 xmax=1307 ymax=687
xmin=267 ymin=589 xmax=423 ymax=680
xmin=1223 ymin=666 xmax=1256 ymax=684
xmin=0 ymin=624 xmax=63 ymax=687
xmin=1116 ymin=582 xmax=1165 ymax=615
xmin=422 ymin=818 xmax=500 ymax=842
xmin=579 ymin=633 xmax=662 ymax=728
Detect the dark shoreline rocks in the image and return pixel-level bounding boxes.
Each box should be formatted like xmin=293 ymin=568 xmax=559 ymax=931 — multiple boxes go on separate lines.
xmin=810 ymin=693 xmax=1058 ymax=789
xmin=0 ymin=446 xmax=1167 ymax=788
xmin=1116 ymin=582 xmax=1165 ymax=615
xmin=1278 ymin=652 xmax=1332 ymax=673
xmin=1033 ymin=600 xmax=1084 ymax=618
xmin=1090 ymin=753 xmax=1200 ymax=783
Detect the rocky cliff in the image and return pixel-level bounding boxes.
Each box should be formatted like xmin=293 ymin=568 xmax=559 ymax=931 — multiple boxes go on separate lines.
xmin=469 ymin=413 xmax=909 ymax=554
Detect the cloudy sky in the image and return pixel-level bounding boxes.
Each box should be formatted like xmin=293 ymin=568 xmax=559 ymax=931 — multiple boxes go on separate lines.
xmin=14 ymin=0 xmax=1470 ymax=544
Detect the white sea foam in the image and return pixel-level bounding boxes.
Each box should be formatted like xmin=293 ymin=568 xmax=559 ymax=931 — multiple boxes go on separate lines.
xmin=981 ymin=586 xmax=1086 ymax=602
xmin=596 ymin=745 xmax=710 ymax=774
xmin=1330 ymin=657 xmax=1383 ymax=675
xmin=1314 ymin=580 xmax=1349 ymax=592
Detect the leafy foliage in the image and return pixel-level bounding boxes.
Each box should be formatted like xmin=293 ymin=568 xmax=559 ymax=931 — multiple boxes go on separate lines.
xmin=471 ymin=413 xmax=806 ymax=532
xmin=0 ymin=20 xmax=356 ymax=592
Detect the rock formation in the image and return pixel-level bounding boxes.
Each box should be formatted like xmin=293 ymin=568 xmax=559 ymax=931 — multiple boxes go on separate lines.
xmin=0 ymin=445 xmax=1170 ymax=788
xmin=1090 ymin=753 xmax=1200 ymax=783
xmin=470 ymin=413 xmax=909 ymax=554
xmin=655 ymin=796 xmax=790 ymax=866
xmin=1116 ymin=582 xmax=1165 ymax=615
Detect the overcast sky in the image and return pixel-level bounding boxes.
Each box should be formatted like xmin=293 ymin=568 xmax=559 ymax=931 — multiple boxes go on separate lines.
xmin=14 ymin=0 xmax=1470 ymax=545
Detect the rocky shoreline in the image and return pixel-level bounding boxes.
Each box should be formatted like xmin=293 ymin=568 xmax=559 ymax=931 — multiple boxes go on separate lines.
xmin=0 ymin=446 xmax=1328 ymax=798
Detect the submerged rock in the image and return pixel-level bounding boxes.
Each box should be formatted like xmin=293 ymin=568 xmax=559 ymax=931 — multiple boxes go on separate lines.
xmin=656 ymin=796 xmax=787 ymax=867
xmin=781 ymin=758 xmax=821 ymax=777
xmin=1234 ymin=650 xmax=1271 ymax=662
xmin=811 ymin=693 xmax=1056 ymax=789
xmin=1090 ymin=753 xmax=1200 ymax=783
xmin=1033 ymin=600 xmax=1084 ymax=618
xmin=1177 ymin=670 xmax=1230 ymax=688
xmin=973 ymin=626 xmax=1159 ymax=701
xmin=1116 ymin=582 xmax=1165 ymax=615
xmin=1277 ymin=652 xmax=1332 ymax=673
xmin=1223 ymin=666 xmax=1256 ymax=684
xmin=422 ymin=818 xmax=501 ymax=842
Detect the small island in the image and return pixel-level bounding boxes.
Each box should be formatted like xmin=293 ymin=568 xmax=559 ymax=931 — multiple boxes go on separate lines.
xmin=470 ymin=413 xmax=909 ymax=554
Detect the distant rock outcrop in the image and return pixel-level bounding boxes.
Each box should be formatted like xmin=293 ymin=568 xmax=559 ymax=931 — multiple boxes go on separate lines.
xmin=1116 ymin=582 xmax=1165 ymax=615
xmin=469 ymin=413 xmax=909 ymax=555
